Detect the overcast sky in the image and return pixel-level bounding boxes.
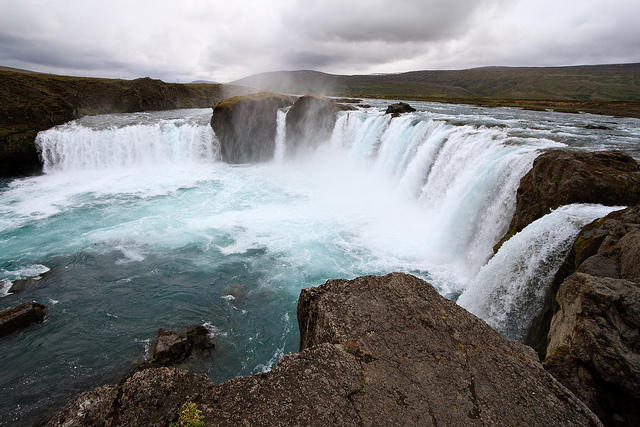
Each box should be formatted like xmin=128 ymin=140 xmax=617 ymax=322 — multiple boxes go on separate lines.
xmin=1 ymin=0 xmax=639 ymax=83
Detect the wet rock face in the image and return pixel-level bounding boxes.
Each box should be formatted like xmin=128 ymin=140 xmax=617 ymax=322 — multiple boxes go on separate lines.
xmin=210 ymin=92 xmax=295 ymax=163
xmin=284 ymin=94 xmax=340 ymax=156
xmin=496 ymin=150 xmax=640 ymax=251
xmin=0 ymin=301 xmax=48 ymax=337
xmin=543 ymin=206 xmax=640 ymax=426
xmin=49 ymin=273 xmax=602 ymax=426
xmin=545 ymin=273 xmax=640 ymax=427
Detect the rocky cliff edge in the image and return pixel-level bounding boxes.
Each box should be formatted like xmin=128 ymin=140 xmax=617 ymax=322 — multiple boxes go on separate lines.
xmin=48 ymin=273 xmax=601 ymax=426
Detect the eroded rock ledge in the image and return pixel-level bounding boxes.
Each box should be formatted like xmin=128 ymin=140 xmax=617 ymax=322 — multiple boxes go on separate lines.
xmin=496 ymin=150 xmax=640 ymax=251
xmin=48 ymin=273 xmax=601 ymax=426
xmin=543 ymin=206 xmax=640 ymax=426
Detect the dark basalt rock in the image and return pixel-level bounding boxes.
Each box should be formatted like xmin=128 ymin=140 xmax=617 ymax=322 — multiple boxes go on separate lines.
xmin=0 ymin=301 xmax=48 ymax=337
xmin=585 ymin=124 xmax=613 ymax=130
xmin=284 ymin=94 xmax=342 ymax=156
xmin=48 ymin=273 xmax=601 ymax=426
xmin=152 ymin=328 xmax=190 ymax=365
xmin=385 ymin=102 xmax=416 ymax=117
xmin=151 ymin=325 xmax=214 ymax=366
xmin=210 ymin=92 xmax=295 ymax=163
xmin=541 ymin=206 xmax=640 ymax=426
xmin=496 ymin=150 xmax=640 ymax=252
xmin=7 ymin=267 xmax=58 ymax=294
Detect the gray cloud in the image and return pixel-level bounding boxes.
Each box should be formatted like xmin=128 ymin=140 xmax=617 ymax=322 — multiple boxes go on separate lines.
xmin=280 ymin=0 xmax=486 ymax=43
xmin=0 ymin=0 xmax=638 ymax=82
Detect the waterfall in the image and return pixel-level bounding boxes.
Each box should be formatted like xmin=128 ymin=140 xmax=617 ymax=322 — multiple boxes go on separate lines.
xmin=8 ymin=104 xmax=639 ymax=425
xmin=36 ymin=113 xmax=218 ymax=173
xmin=34 ymin=107 xmax=568 ymax=284
xmin=273 ymin=108 xmax=288 ymax=162
xmin=457 ymin=203 xmax=623 ymax=341
xmin=330 ymin=110 xmax=563 ymax=281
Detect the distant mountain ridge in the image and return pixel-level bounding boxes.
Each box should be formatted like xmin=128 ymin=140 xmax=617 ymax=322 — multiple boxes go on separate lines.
xmin=232 ymin=63 xmax=640 ymax=102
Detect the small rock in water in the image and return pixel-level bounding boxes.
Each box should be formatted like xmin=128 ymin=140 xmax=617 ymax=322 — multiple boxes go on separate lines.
xmin=152 ymin=328 xmax=189 ymax=365
xmin=0 ymin=301 xmax=48 ymax=337
xmin=8 ymin=267 xmax=58 ymax=294
xmin=151 ymin=325 xmax=215 ymax=366
xmin=385 ymin=102 xmax=416 ymax=117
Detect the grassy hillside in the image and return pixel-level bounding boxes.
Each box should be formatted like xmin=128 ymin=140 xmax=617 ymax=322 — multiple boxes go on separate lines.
xmin=233 ymin=64 xmax=640 ymax=117
xmin=0 ymin=68 xmax=253 ymax=177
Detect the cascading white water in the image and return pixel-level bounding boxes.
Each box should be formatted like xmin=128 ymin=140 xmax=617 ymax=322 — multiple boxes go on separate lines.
xmin=36 ymin=111 xmax=218 ymax=172
xmin=330 ymin=110 xmax=565 ymax=284
xmin=457 ymin=203 xmax=623 ymax=341
xmin=273 ymin=108 xmax=288 ymax=162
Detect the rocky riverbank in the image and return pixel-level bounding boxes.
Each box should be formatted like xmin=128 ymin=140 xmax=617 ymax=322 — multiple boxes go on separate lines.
xmin=542 ymin=206 xmax=640 ymax=426
xmin=47 ymin=273 xmax=602 ymax=426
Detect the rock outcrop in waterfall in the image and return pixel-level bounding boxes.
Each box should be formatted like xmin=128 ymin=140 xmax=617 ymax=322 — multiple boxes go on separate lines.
xmin=48 ymin=273 xmax=601 ymax=426
xmin=210 ymin=92 xmax=295 ymax=163
xmin=284 ymin=94 xmax=349 ymax=156
xmin=496 ymin=150 xmax=640 ymax=251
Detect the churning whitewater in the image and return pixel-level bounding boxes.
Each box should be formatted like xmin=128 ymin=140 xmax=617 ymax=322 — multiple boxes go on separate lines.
xmin=1 ymin=101 xmax=639 ymax=425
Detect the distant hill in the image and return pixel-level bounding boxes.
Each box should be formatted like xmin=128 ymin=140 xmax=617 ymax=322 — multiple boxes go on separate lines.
xmin=0 ymin=65 xmax=43 ymax=74
xmin=233 ymin=64 xmax=640 ymax=103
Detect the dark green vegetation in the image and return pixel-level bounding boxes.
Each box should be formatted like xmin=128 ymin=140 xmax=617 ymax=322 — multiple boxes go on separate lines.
xmin=233 ymin=63 xmax=640 ymax=118
xmin=0 ymin=68 xmax=252 ymax=177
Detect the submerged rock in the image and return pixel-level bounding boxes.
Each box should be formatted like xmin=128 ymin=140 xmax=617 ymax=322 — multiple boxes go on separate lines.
xmin=496 ymin=150 xmax=640 ymax=251
xmin=48 ymin=273 xmax=601 ymax=426
xmin=7 ymin=267 xmax=58 ymax=294
xmin=542 ymin=206 xmax=640 ymax=426
xmin=210 ymin=92 xmax=295 ymax=163
xmin=385 ymin=102 xmax=416 ymax=116
xmin=0 ymin=301 xmax=48 ymax=337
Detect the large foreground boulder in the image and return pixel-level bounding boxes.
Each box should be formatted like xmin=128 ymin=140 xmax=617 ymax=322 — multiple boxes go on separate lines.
xmin=48 ymin=273 xmax=601 ymax=426
xmin=542 ymin=206 xmax=640 ymax=426
xmin=210 ymin=92 xmax=295 ymax=163
xmin=496 ymin=150 xmax=640 ymax=251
